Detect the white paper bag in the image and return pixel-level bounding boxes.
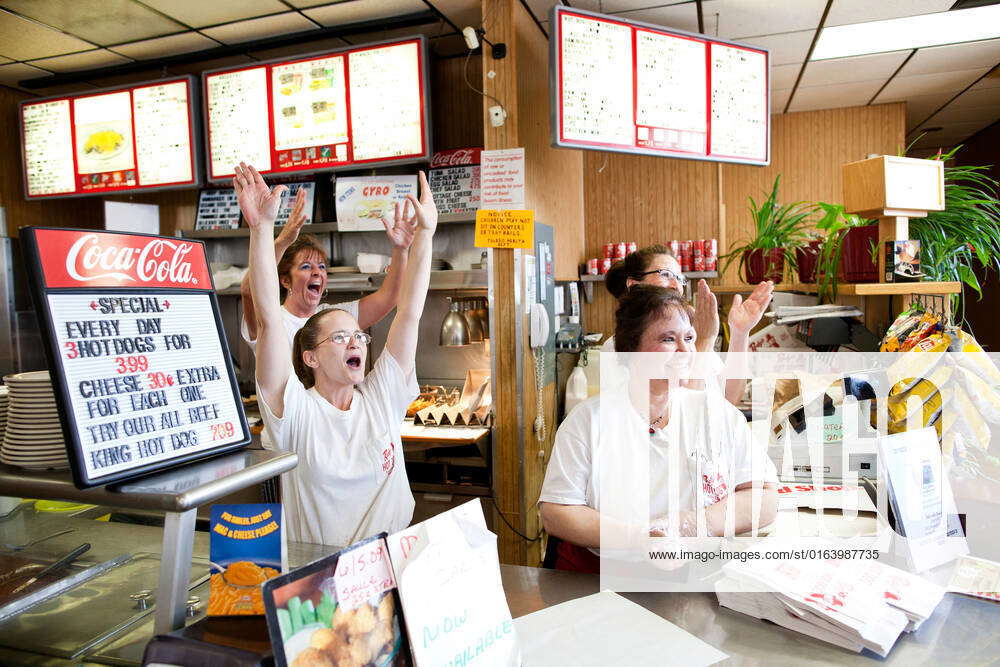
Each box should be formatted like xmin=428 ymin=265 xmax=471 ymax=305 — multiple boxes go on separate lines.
xmin=388 ymin=499 xmax=520 ymax=666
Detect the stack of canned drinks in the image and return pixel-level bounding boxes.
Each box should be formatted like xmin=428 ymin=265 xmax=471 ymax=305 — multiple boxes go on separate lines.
xmin=585 ymin=239 xmax=718 ymax=276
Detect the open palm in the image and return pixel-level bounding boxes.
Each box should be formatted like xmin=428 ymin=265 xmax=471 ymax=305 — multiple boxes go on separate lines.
xmin=233 ymin=162 xmax=286 ymax=229
xmin=729 ymin=281 xmax=774 ymax=335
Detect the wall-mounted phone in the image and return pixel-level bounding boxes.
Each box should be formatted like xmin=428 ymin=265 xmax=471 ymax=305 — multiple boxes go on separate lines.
xmin=530 ymin=303 xmax=549 ymax=441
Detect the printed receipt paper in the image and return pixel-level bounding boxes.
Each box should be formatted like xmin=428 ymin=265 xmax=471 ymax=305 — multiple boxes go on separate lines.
xmin=514 ymin=591 xmax=727 ymax=666
xmin=388 ymin=499 xmax=521 ymax=666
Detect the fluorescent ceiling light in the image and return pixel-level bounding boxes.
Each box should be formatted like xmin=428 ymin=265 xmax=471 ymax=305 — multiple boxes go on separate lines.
xmin=811 ymin=5 xmax=1000 ymax=61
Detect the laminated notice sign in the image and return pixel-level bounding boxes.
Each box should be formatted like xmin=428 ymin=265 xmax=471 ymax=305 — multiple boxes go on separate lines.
xmin=475 ymin=210 xmax=534 ymax=249
xmin=22 ymin=227 xmax=250 ymax=488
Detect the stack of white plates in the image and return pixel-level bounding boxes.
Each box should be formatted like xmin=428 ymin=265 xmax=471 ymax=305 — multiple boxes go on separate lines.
xmin=0 ymin=386 xmax=8 ymax=442
xmin=0 ymin=371 xmax=68 ymax=470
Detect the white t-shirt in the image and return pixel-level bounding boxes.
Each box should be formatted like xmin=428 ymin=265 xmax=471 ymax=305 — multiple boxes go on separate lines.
xmin=258 ymin=352 xmax=419 ymax=546
xmin=241 ymin=300 xmax=360 ymax=352
xmin=539 ymin=388 xmax=776 ymax=523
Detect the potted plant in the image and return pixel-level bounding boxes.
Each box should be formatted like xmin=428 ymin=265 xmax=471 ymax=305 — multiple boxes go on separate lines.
xmin=796 ymin=233 xmax=823 ymax=283
xmin=723 ymin=175 xmax=813 ymax=284
xmin=810 ymin=203 xmax=875 ymax=302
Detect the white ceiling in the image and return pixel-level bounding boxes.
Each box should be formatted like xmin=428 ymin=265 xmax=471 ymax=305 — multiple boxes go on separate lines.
xmin=0 ymin=0 xmax=997 ymax=152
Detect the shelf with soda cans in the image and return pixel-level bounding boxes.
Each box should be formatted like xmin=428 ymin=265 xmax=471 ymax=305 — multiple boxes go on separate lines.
xmin=578 ymin=239 xmax=718 ymax=301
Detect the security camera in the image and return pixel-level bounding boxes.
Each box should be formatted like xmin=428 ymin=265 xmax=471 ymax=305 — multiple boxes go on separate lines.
xmin=462 ymin=26 xmax=479 ymax=50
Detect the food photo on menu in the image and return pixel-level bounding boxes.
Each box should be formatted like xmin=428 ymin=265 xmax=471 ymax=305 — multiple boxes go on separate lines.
xmin=263 ymin=535 xmax=410 ymax=667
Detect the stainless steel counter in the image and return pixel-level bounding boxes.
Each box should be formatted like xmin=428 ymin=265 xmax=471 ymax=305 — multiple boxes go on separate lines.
xmin=1 ymin=505 xmax=999 ymax=665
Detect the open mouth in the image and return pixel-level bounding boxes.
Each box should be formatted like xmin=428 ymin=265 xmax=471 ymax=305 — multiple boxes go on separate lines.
xmin=307 ymin=280 xmax=323 ymax=296
xmin=345 ymin=354 xmax=362 ymax=369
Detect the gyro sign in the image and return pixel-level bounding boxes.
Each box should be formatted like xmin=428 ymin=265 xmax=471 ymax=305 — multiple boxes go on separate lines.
xmin=23 ymin=227 xmax=249 ymax=488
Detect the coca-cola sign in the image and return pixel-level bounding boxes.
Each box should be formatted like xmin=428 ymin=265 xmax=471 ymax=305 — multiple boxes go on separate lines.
xmin=429 ymin=148 xmax=481 ymax=169
xmin=34 ymin=229 xmax=211 ymax=289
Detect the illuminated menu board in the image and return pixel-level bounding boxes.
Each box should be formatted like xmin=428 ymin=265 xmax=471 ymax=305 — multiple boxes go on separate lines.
xmin=19 ymin=77 xmax=200 ymax=199
xmin=204 ymin=37 xmax=430 ymax=182
xmin=551 ymin=6 xmax=770 ymax=165
xmin=23 ymin=228 xmax=249 ymax=489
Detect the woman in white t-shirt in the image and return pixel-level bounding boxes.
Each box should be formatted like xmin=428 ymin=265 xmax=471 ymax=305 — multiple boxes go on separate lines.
xmin=235 ymin=163 xmax=436 ymax=546
xmin=539 ymin=286 xmax=777 ymax=572
xmin=239 ymin=185 xmax=415 ymax=352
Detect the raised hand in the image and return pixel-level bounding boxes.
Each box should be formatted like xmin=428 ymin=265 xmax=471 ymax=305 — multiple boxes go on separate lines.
xmin=233 ymin=162 xmax=286 ymax=229
xmin=381 ymin=188 xmax=418 ymax=250
xmin=404 ymin=171 xmax=438 ymax=233
xmin=275 ymin=186 xmax=307 ymax=248
xmin=692 ymin=279 xmax=720 ymax=352
xmin=729 ymin=281 xmax=774 ymax=335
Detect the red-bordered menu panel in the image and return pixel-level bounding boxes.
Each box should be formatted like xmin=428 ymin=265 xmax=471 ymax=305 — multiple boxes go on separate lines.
xmin=22 ymin=228 xmax=249 ymax=488
xmin=19 ymin=77 xmax=201 ymax=199
xmin=203 ymin=36 xmax=431 ymax=182
xmin=551 ymin=6 xmax=770 ymax=166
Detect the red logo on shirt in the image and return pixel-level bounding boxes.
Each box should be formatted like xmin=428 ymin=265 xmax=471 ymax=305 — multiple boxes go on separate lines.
xmin=702 ymin=471 xmax=728 ymax=505
xmin=382 ymin=442 xmax=396 ymax=476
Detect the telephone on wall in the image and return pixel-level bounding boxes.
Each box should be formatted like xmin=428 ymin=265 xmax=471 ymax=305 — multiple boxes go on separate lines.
xmin=530 ymin=303 xmax=549 ymax=441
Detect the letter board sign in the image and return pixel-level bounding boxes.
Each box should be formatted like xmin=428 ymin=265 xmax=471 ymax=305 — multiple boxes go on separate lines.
xmin=22 ymin=227 xmax=250 ymax=488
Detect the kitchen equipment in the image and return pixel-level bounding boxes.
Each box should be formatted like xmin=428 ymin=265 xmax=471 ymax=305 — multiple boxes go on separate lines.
xmin=440 ymin=297 xmax=470 ymax=346
xmin=461 ymin=299 xmax=484 ymax=342
xmin=356 ymin=252 xmax=390 ymax=273
xmin=11 ymin=543 xmax=90 ymax=595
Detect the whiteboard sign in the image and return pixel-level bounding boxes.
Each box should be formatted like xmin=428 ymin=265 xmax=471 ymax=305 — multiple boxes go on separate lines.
xmin=203 ymin=37 xmax=431 ymax=182
xmin=19 ymin=77 xmax=201 ymax=199
xmin=551 ymin=6 xmax=769 ymax=166
xmin=23 ymin=228 xmax=249 ymax=488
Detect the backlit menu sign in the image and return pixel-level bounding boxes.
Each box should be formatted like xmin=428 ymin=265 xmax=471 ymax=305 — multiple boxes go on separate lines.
xmin=23 ymin=228 xmax=249 ymax=488
xmin=19 ymin=77 xmax=200 ymax=199
xmin=551 ymin=6 xmax=770 ymax=165
xmin=204 ymin=36 xmax=430 ymax=182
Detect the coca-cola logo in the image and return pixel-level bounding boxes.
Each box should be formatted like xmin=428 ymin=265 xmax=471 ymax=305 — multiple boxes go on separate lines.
xmin=66 ymin=234 xmax=198 ymax=285
xmin=429 ymin=148 xmax=481 ymax=169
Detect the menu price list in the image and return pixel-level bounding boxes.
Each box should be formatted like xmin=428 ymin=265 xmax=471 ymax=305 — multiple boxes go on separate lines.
xmin=47 ymin=292 xmax=243 ymax=481
xmin=556 ymin=8 xmax=768 ymax=164
xmin=21 ymin=79 xmax=198 ymax=198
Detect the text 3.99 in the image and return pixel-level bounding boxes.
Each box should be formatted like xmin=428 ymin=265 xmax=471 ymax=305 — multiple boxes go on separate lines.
xmin=211 ymin=422 xmax=235 ymax=440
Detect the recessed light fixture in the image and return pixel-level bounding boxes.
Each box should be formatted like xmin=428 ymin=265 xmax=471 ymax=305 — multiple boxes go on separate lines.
xmin=811 ymin=5 xmax=1000 ymax=60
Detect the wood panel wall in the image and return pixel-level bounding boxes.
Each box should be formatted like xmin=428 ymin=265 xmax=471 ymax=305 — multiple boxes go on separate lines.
xmin=583 ymin=102 xmax=906 ymax=336
xmin=432 ymin=55 xmax=485 ymax=152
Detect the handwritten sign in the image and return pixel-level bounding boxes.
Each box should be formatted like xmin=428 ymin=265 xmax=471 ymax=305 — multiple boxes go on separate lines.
xmin=480 ymin=148 xmax=525 ymax=209
xmin=23 ymin=228 xmax=249 ymax=488
xmin=334 ymin=537 xmax=396 ymax=611
xmin=475 ymin=209 xmax=534 ymax=249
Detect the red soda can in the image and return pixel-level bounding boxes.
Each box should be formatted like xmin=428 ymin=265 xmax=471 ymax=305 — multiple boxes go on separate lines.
xmin=627 ymin=241 xmax=637 ymax=254
xmin=693 ymin=240 xmax=705 ymax=271
xmin=681 ymin=241 xmax=692 ymax=272
xmin=603 ymin=243 xmax=615 ymax=259
xmin=704 ymin=239 xmax=718 ymax=270
xmin=668 ymin=240 xmax=680 ymax=258
xmin=614 ymin=242 xmax=627 ymax=260
xmin=600 ymin=258 xmax=613 ymax=274
xmin=587 ymin=258 xmax=599 ymax=275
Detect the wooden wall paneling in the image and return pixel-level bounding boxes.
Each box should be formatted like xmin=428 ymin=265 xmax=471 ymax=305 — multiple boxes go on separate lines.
xmin=482 ymin=0 xmax=523 ymax=565
xmin=432 ymin=55 xmax=485 ymax=152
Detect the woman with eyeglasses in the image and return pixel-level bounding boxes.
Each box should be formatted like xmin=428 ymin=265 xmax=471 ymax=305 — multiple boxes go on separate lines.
xmin=236 ymin=163 xmax=436 ymax=546
xmin=603 ymin=245 xmax=774 ymax=405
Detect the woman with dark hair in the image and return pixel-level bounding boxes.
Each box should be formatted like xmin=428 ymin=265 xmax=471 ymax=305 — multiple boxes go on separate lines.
xmin=538 ymin=285 xmax=778 ymax=572
xmin=236 ymin=163 xmax=436 ymax=546
xmin=603 ymin=244 xmax=774 ymax=405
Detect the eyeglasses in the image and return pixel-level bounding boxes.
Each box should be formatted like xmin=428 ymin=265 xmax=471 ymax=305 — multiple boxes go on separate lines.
xmin=637 ymin=269 xmax=688 ymax=286
xmin=324 ymin=330 xmax=371 ymax=345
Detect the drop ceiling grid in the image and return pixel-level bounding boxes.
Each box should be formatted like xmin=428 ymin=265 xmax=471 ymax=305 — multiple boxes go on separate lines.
xmin=0 ymin=0 xmax=186 ymax=45
xmin=139 ymin=0 xmax=292 ymax=29
xmin=200 ymin=12 xmax=319 ymax=45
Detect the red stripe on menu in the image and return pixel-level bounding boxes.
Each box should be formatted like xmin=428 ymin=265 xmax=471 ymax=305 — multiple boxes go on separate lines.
xmin=67 ymin=98 xmax=81 ymax=195
xmin=706 ymin=42 xmax=713 ymax=158
xmin=344 ymin=50 xmax=355 ymax=164
xmin=631 ymin=24 xmax=638 ymax=149
xmin=265 ymin=63 xmax=278 ymax=174
xmin=128 ymin=89 xmax=140 ymax=187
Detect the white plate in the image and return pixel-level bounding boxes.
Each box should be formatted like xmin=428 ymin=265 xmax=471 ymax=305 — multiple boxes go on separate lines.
xmin=1 ymin=451 xmax=67 ymax=460
xmin=5 ymin=371 xmax=51 ymax=382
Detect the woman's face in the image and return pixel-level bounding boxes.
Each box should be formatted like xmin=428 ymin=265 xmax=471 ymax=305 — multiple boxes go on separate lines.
xmin=281 ymin=249 xmax=327 ymax=312
xmin=637 ymin=306 xmax=697 ymax=372
xmin=627 ymin=254 xmax=684 ymax=292
xmin=306 ymin=309 xmax=367 ymax=386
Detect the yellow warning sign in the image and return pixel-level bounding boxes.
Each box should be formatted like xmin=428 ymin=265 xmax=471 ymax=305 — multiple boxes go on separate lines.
xmin=474 ymin=209 xmax=534 ymax=249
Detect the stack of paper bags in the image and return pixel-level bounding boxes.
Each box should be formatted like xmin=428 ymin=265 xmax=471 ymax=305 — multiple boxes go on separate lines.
xmin=716 ymin=555 xmax=945 ymax=656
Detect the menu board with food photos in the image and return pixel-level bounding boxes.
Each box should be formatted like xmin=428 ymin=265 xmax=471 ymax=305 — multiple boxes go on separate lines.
xmin=551 ymin=6 xmax=770 ymax=165
xmin=22 ymin=227 xmax=249 ymax=488
xmin=204 ymin=37 xmax=430 ymax=183
xmin=19 ymin=77 xmax=200 ymax=199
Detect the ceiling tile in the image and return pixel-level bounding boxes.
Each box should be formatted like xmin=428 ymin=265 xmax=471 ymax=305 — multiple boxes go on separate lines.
xmin=285 ymin=0 xmax=354 ymax=7
xmin=825 ymin=0 xmax=953 ymax=28
xmin=916 ymin=119 xmax=993 ymax=136
xmin=612 ymin=5 xmax=699 ymax=33
xmin=200 ymin=12 xmax=316 ymax=45
xmin=798 ymin=51 xmax=908 ymax=87
xmin=27 ymin=48 xmax=131 ymax=73
xmin=0 ymin=0 xmax=184 ymax=45
xmin=771 ymin=63 xmax=801 ymax=89
xmin=787 ymin=79 xmax=883 ymax=112
xmin=426 ymin=0 xmax=481 ymax=29
xmin=701 ymin=0 xmax=825 ymax=39
xmin=140 ymin=0 xmax=289 ymax=29
xmin=109 ymin=32 xmax=220 ymax=60
xmin=0 ymin=55 xmax=11 ymax=64
xmin=0 ymin=11 xmax=94 ymax=60
xmin=902 ymin=93 xmax=946 ymax=129
xmin=966 ymin=70 xmax=1000 ymax=90
xmin=772 ymin=87 xmax=792 ymax=112
xmin=950 ymin=83 xmax=1000 ymax=108
xmin=902 ymin=39 xmax=1000 ymax=77
xmin=737 ymin=29 xmax=814 ymax=66
xmin=0 ymin=62 xmax=51 ymax=89
xmin=303 ymin=0 xmax=427 ymax=26
xmin=875 ymin=67 xmax=990 ymax=101
xmin=924 ymin=103 xmax=999 ymax=127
